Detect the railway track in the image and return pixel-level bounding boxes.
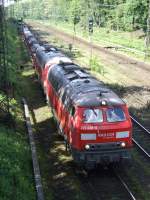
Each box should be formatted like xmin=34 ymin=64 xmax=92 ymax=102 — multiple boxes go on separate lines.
xmin=76 ymin=166 xmax=137 ymax=200
xmin=113 ymin=168 xmax=137 ymax=200
xmin=131 ymin=115 xmax=150 ymax=159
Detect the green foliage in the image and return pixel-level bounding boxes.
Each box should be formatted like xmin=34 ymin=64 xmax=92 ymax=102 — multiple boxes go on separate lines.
xmin=7 ymin=22 xmax=21 ymax=85
xmin=12 ymin=0 xmax=149 ymax=32
xmin=0 ymin=93 xmax=19 ymax=122
xmin=0 ymin=92 xmax=6 ymax=102
xmin=89 ymin=56 xmax=105 ymax=75
xmin=0 ymin=126 xmax=35 ymax=200
xmin=0 ymin=20 xmax=36 ymax=200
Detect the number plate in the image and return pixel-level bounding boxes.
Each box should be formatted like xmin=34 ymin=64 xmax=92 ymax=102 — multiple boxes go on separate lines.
xmin=98 ymin=133 xmax=115 ymax=138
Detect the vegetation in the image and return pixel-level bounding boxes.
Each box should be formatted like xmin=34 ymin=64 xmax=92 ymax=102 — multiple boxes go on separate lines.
xmin=12 ymin=0 xmax=150 ymax=59
xmin=0 ymin=21 xmax=35 ymax=200
xmin=89 ymin=56 xmax=105 ymax=74
xmin=13 ymin=0 xmax=148 ymax=32
xmin=0 ymin=126 xmax=35 ymax=200
xmin=39 ymin=20 xmax=146 ymax=54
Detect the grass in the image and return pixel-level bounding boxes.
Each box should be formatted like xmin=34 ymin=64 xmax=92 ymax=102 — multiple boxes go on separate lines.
xmin=29 ymin=19 xmax=150 ymax=61
xmin=0 ymin=126 xmax=35 ymax=200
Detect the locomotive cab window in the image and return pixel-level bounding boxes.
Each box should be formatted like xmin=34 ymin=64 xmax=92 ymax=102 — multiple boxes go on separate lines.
xmin=106 ymin=107 xmax=126 ymax=122
xmin=83 ymin=109 xmax=103 ymax=123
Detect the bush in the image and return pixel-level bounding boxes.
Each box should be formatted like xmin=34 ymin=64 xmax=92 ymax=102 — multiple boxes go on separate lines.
xmin=89 ymin=56 xmax=105 ymax=75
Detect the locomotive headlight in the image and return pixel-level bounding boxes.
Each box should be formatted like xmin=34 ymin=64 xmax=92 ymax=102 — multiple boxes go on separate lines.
xmin=85 ymin=144 xmax=90 ymax=150
xmin=121 ymin=142 xmax=126 ymax=148
xmin=101 ymin=100 xmax=107 ymax=106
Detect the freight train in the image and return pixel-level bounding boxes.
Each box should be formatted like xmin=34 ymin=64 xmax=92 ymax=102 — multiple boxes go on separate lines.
xmin=22 ymin=25 xmax=133 ymax=169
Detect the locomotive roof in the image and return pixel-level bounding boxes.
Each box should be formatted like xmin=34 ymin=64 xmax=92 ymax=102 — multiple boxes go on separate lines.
xmin=31 ymin=43 xmax=41 ymax=53
xmin=48 ymin=63 xmax=125 ymax=107
xmin=28 ymin=37 xmax=38 ymax=45
xmin=42 ymin=43 xmax=58 ymax=51
xmin=24 ymin=30 xmax=33 ymax=39
xmin=23 ymin=26 xmax=29 ymax=32
xmin=36 ymin=48 xmax=69 ymax=68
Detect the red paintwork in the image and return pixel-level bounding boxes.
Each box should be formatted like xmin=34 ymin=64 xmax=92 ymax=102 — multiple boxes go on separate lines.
xmin=46 ymin=79 xmax=132 ymax=151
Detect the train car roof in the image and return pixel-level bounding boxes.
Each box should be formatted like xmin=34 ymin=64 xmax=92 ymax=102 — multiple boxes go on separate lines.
xmin=28 ymin=37 xmax=38 ymax=45
xmin=48 ymin=63 xmax=125 ymax=107
xmin=24 ymin=31 xmax=33 ymax=39
xmin=36 ymin=49 xmax=70 ymax=68
xmin=42 ymin=43 xmax=58 ymax=51
xmin=31 ymin=43 xmax=41 ymax=53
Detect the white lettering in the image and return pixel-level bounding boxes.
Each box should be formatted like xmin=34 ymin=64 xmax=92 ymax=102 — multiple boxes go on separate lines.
xmin=81 ymin=126 xmax=99 ymax=130
xmin=98 ymin=133 xmax=115 ymax=138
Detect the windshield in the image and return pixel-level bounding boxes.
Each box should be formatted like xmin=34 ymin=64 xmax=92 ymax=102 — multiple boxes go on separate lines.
xmin=106 ymin=107 xmax=126 ymax=122
xmin=83 ymin=109 xmax=103 ymax=123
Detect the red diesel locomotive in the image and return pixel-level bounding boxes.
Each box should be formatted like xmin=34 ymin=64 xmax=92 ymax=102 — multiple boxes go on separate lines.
xmin=22 ymin=26 xmax=133 ymax=168
xmin=46 ymin=63 xmax=132 ymax=167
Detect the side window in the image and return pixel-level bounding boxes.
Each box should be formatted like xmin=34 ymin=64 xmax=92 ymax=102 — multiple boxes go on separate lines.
xmin=61 ymin=90 xmax=66 ymax=104
xmin=48 ymin=70 xmax=52 ymax=83
xmin=53 ymin=79 xmax=59 ymax=91
xmin=70 ymin=106 xmax=75 ymax=116
xmin=38 ymin=54 xmax=43 ymax=68
xmin=48 ymin=68 xmax=59 ymax=92
xmin=64 ymin=96 xmax=69 ymax=108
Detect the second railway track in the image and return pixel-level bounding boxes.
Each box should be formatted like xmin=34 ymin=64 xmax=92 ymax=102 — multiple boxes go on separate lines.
xmin=131 ymin=115 xmax=150 ymax=159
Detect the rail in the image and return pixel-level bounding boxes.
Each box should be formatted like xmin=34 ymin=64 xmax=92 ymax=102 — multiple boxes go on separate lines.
xmin=130 ymin=115 xmax=150 ymax=136
xmin=113 ymin=168 xmax=137 ymax=200
xmin=102 ymin=40 xmax=145 ymax=56
xmin=130 ymin=115 xmax=150 ymax=158
xmin=132 ymin=138 xmax=150 ymax=158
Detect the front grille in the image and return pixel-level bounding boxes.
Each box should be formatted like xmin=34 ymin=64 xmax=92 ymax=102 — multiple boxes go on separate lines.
xmin=88 ymin=142 xmax=122 ymax=151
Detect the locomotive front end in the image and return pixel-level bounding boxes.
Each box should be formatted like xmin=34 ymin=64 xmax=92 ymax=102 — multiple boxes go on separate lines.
xmin=72 ymin=102 xmax=132 ymax=168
